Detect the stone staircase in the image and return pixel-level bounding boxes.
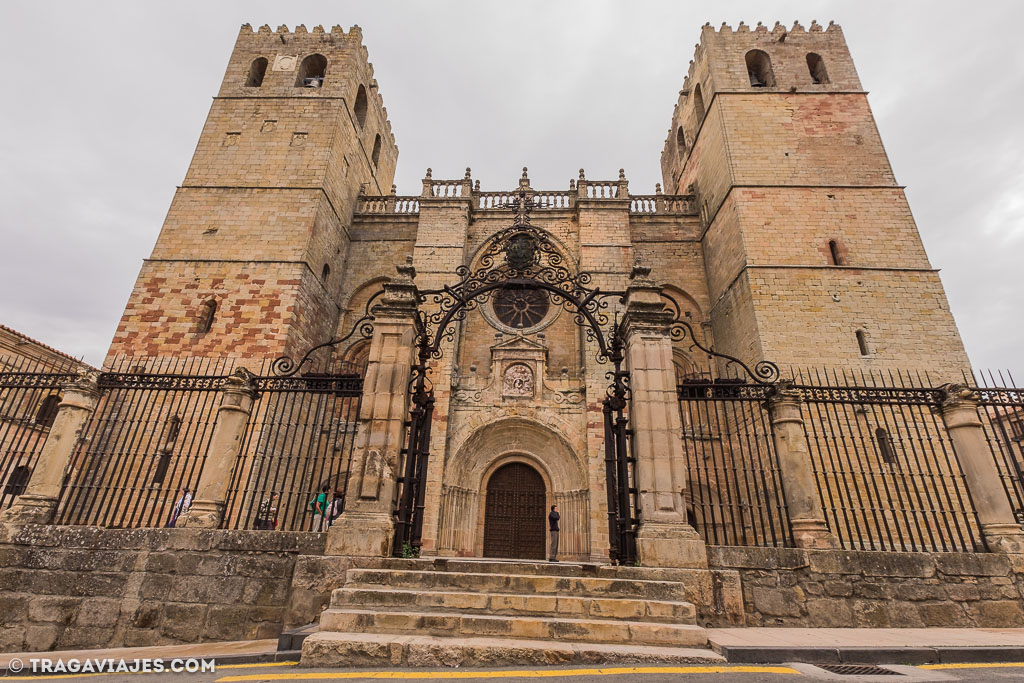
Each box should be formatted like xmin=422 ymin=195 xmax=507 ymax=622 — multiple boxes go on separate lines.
xmin=300 ymin=558 xmax=738 ymax=667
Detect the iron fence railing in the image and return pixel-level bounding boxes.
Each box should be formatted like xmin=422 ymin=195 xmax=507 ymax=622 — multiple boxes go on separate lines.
xmin=53 ymin=370 xmax=224 ymax=527
xmin=795 ymin=368 xmax=983 ymax=553
xmin=678 ymin=379 xmax=793 ymax=547
xmin=0 ymin=355 xmax=80 ymax=510
xmin=221 ymin=372 xmax=363 ymax=532
xmin=968 ymin=369 xmax=1024 ymax=524
xmin=46 ymin=356 xmax=364 ymax=529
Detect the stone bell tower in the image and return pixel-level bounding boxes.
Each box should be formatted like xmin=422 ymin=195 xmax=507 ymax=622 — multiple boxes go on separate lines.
xmin=107 ymin=24 xmax=397 ymax=363
xmin=661 ymin=21 xmax=970 ymax=377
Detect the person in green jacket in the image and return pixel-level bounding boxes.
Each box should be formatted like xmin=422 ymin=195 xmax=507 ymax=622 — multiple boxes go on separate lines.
xmin=310 ymin=484 xmax=330 ymax=532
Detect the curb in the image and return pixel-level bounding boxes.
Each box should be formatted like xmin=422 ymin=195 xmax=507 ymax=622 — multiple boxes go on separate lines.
xmin=0 ymin=651 xmax=300 ymax=677
xmin=716 ymin=645 xmax=1024 ymax=665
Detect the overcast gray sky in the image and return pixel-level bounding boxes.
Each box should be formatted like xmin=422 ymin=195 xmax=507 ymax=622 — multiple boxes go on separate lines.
xmin=1 ymin=1 xmax=1021 ymax=378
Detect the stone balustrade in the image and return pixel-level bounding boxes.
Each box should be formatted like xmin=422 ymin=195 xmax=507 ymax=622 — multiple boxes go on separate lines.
xmin=356 ymin=186 xmax=695 ymax=216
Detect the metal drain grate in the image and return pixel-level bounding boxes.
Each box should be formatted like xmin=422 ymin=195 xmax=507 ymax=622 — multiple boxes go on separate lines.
xmin=820 ymin=664 xmax=904 ymax=676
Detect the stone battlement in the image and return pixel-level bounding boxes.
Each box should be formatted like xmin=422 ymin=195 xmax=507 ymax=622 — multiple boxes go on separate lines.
xmin=682 ymin=20 xmax=843 ymax=91
xmin=229 ymin=23 xmax=395 ymax=148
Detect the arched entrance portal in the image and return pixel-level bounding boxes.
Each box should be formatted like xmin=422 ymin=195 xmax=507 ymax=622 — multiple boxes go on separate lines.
xmin=483 ymin=462 xmax=546 ymax=560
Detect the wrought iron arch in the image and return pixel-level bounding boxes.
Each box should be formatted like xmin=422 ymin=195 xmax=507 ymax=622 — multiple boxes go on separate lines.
xmin=272 ymin=190 xmax=782 ymax=564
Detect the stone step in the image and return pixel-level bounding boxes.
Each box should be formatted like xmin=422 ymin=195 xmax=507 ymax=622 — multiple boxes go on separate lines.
xmin=375 ymin=557 xmax=601 ymax=577
xmin=301 ymin=631 xmax=723 ymax=668
xmin=332 ymin=586 xmax=697 ymax=623
xmin=345 ymin=568 xmax=692 ymax=600
xmin=319 ymin=608 xmax=708 ymax=647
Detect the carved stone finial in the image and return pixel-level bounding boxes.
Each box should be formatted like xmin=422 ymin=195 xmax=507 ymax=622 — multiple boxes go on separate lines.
xmin=618 ymin=168 xmax=626 ymax=180
xmin=578 ymin=168 xmax=586 ymax=180
xmin=390 ymin=184 xmax=397 ymax=196
xmin=522 ymin=166 xmax=528 ymax=179
xmin=629 ymin=255 xmax=653 ymax=283
xmin=465 ymin=167 xmax=472 ymax=179
xmin=425 ymin=167 xmax=432 ymax=179
xmin=394 ymin=256 xmax=417 ymax=284
xmin=655 ymin=182 xmax=662 ymax=194
xmin=474 ymin=180 xmax=480 ymax=191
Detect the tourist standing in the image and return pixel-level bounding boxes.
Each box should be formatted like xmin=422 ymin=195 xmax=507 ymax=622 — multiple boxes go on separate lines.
xmin=168 ymin=487 xmax=192 ymax=528
xmin=310 ymin=485 xmax=330 ymax=532
xmin=548 ymin=504 xmax=560 ymax=562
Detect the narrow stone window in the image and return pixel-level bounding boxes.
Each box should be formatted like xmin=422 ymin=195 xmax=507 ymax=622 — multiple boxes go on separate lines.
xmin=745 ymin=50 xmax=775 ymax=87
xmin=676 ymin=126 xmax=687 ymax=155
xmin=34 ymin=394 xmax=60 ymax=427
xmin=354 ymin=85 xmax=368 ymax=129
xmin=3 ymin=465 xmax=30 ymax=496
xmin=245 ymin=57 xmax=268 ymax=87
xmin=693 ymin=83 xmax=706 ymax=123
xmin=152 ymin=415 xmax=181 ymax=485
xmin=807 ymin=53 xmax=829 ymax=84
xmin=875 ymin=427 xmax=896 ymax=464
xmin=321 ymin=263 xmax=331 ymax=282
xmin=295 ymin=54 xmax=327 ymax=88
xmin=856 ymin=329 xmax=870 ymax=356
xmin=371 ymin=134 xmax=382 ymax=168
xmin=828 ymin=239 xmax=846 ymax=266
xmin=197 ymin=300 xmax=216 ymax=334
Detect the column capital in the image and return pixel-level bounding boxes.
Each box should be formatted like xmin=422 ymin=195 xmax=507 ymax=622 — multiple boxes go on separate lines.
xmin=767 ymin=380 xmax=803 ymax=415
xmin=375 ymin=258 xmax=420 ymax=320
xmin=938 ymin=383 xmax=981 ymax=414
xmin=220 ymin=367 xmax=258 ymax=409
xmin=61 ymin=368 xmax=102 ymax=408
xmin=620 ymin=261 xmax=673 ymax=339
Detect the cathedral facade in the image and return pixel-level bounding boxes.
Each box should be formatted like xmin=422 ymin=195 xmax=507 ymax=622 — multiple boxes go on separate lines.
xmin=104 ymin=21 xmax=973 ymax=562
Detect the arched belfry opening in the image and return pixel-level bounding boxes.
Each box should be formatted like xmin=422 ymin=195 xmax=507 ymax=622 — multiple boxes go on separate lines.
xmin=483 ymin=462 xmax=546 ymax=560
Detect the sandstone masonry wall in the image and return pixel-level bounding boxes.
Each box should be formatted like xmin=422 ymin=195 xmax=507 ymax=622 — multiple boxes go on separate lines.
xmin=709 ymin=546 xmax=1024 ymax=628
xmin=0 ymin=525 xmax=325 ymax=653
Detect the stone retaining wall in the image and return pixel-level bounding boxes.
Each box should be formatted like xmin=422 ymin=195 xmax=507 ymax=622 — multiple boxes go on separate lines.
xmin=708 ymin=546 xmax=1024 ymax=627
xmin=0 ymin=525 xmax=326 ymax=652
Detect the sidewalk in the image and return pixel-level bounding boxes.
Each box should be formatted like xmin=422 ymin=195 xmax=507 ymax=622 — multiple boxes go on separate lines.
xmin=3 ymin=629 xmax=1024 ymax=672
xmin=707 ymin=627 xmax=1024 ymax=664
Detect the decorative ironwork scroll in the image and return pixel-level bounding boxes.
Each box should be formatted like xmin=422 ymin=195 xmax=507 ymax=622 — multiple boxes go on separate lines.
xmin=659 ymin=292 xmax=781 ymax=385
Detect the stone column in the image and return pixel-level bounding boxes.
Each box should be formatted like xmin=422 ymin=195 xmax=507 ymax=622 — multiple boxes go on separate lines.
xmin=938 ymin=385 xmax=1024 ymax=554
xmin=0 ymin=369 xmax=100 ymax=525
xmin=326 ymin=261 xmax=419 ymax=556
xmin=766 ymin=383 xmax=839 ymax=549
xmin=620 ymin=264 xmax=707 ymax=567
xmin=182 ymin=368 xmax=258 ymax=528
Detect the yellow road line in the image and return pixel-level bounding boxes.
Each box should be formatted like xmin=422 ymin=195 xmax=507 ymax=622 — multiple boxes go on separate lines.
xmin=218 ymin=661 xmax=300 ymax=670
xmin=920 ymin=662 xmax=1024 ymax=670
xmin=217 ymin=665 xmax=801 ymax=681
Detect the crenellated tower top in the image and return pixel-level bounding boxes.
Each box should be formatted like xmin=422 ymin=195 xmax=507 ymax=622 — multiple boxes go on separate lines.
xmin=661 ymin=20 xmax=861 ymax=193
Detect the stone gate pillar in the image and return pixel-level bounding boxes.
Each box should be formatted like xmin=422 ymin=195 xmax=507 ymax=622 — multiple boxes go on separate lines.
xmin=938 ymin=384 xmax=1024 ymax=554
xmin=326 ymin=261 xmax=419 ymax=556
xmin=182 ymin=368 xmax=259 ymax=528
xmin=0 ymin=368 xmax=101 ymax=525
xmin=620 ymin=265 xmax=707 ymax=567
xmin=766 ymin=383 xmax=840 ymax=549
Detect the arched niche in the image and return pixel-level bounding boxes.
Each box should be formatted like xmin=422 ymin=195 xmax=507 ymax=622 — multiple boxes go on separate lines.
xmin=437 ymin=417 xmax=590 ymax=560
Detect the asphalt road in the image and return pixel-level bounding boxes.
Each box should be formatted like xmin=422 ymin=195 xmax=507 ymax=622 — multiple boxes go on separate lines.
xmin=10 ymin=661 xmax=1024 ymax=682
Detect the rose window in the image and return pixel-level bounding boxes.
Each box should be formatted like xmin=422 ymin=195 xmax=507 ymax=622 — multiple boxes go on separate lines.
xmin=492 ymin=286 xmax=550 ymax=330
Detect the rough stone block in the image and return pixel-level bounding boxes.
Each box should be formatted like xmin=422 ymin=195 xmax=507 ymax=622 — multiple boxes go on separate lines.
xmin=28 ymin=596 xmax=80 ymax=625
xmin=76 ymin=598 xmax=121 ymax=627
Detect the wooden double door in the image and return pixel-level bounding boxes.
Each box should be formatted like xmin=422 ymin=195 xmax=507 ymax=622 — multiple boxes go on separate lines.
xmin=482 ymin=462 xmax=546 ymax=560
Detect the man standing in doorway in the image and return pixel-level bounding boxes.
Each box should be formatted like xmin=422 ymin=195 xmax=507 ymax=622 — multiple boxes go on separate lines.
xmin=548 ymin=504 xmax=560 ymax=562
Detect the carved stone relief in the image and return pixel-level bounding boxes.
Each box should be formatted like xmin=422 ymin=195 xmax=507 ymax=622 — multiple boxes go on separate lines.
xmin=502 ymin=363 xmax=534 ymax=397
